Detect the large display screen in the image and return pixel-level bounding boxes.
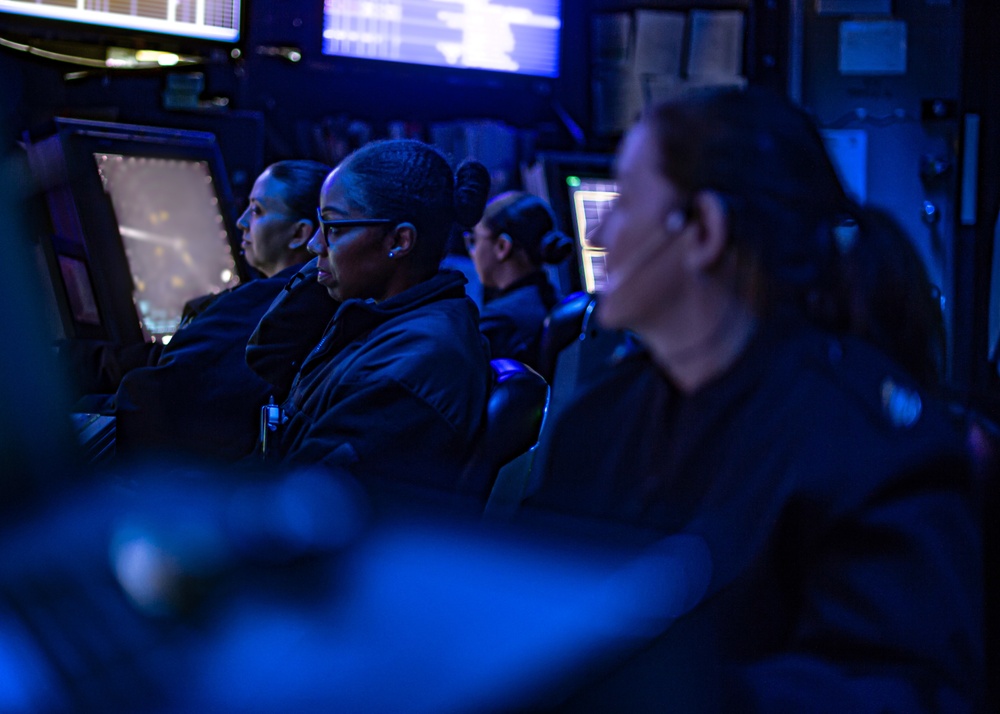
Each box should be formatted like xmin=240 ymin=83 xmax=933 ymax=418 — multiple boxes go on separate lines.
xmin=0 ymin=0 xmax=242 ymax=43
xmin=321 ymin=0 xmax=561 ymax=78
xmin=567 ymin=176 xmax=618 ymax=294
xmin=94 ymin=153 xmax=240 ymax=341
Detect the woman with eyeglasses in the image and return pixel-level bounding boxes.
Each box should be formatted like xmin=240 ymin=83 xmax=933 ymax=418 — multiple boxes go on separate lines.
xmin=113 ymin=160 xmax=331 ymax=462
xmin=466 ymin=191 xmax=573 ymax=372
xmin=258 ymin=139 xmax=493 ymax=491
xmin=525 ymin=87 xmax=982 ymax=710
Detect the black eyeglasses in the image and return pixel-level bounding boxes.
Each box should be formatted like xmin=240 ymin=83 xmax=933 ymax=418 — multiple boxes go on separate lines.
xmin=316 ymin=209 xmax=393 ymax=244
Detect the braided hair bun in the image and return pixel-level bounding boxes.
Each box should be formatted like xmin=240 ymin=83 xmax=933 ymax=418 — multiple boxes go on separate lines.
xmin=481 ymin=191 xmax=571 ymax=267
xmin=539 ymin=230 xmax=574 ymax=264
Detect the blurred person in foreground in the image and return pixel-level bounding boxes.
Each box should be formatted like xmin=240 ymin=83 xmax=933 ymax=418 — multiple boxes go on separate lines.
xmin=526 ymin=87 xmax=984 ymax=712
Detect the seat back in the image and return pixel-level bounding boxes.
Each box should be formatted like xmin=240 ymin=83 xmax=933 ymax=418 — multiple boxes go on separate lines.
xmin=539 ymin=292 xmax=630 ymax=408
xmin=457 ymin=359 xmax=549 ymax=502
xmin=537 ymin=291 xmax=592 ymax=384
xmin=484 ymin=294 xmax=632 ymax=513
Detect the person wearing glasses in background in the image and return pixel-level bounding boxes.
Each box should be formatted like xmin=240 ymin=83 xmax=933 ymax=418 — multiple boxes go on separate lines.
xmin=113 ymin=160 xmax=331 ymax=463
xmin=525 ymin=87 xmax=983 ymax=711
xmin=253 ymin=139 xmax=493 ymax=491
xmin=466 ymin=191 xmax=573 ymax=373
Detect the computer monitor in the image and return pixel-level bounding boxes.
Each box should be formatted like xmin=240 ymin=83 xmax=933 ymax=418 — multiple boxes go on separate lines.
xmin=530 ymin=153 xmax=616 ymax=295
xmin=0 ymin=0 xmax=243 ymax=48
xmin=25 ymin=118 xmax=247 ymax=348
xmin=567 ymin=176 xmax=618 ymax=294
xmin=93 ymin=152 xmax=240 ymax=340
xmin=320 ymin=0 xmax=562 ymax=78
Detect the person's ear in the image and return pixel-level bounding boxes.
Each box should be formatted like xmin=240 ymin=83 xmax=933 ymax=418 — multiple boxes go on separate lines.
xmin=684 ymin=191 xmax=729 ymax=271
xmin=386 ymin=222 xmax=417 ymax=259
xmin=495 ymin=233 xmax=514 ymax=261
xmin=288 ymin=219 xmax=314 ymax=250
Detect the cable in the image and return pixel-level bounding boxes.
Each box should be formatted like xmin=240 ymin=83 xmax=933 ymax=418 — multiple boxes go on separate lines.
xmin=0 ymin=35 xmax=201 ymax=69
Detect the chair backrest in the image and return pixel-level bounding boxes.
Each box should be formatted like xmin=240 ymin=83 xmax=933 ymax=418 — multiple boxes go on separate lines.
xmin=481 ymin=294 xmax=631 ymax=515
xmin=537 ymin=291 xmax=593 ymax=384
xmin=457 ymin=359 xmax=549 ymax=502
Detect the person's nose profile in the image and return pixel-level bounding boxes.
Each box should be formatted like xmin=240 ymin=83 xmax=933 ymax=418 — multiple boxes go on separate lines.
xmin=306 ymin=228 xmax=325 ymax=256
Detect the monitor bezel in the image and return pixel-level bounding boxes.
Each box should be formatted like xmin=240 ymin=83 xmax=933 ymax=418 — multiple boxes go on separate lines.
xmin=0 ymin=1 xmax=245 ymax=60
xmin=567 ymin=176 xmax=618 ymax=295
xmin=26 ymin=117 xmax=249 ymax=348
xmin=533 ymin=152 xmax=616 ymax=295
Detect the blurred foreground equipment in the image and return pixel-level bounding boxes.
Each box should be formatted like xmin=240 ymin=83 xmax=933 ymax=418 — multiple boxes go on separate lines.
xmin=0 ymin=465 xmax=711 ymax=713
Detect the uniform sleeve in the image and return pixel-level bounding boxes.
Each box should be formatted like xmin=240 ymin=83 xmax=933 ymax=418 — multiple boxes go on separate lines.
xmin=282 ymin=378 xmax=475 ymax=491
xmin=730 ymin=452 xmax=984 ymax=713
xmin=114 ymin=281 xmax=283 ymax=461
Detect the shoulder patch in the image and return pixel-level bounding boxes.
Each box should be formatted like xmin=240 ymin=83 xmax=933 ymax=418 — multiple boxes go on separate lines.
xmin=806 ymin=333 xmax=927 ymax=431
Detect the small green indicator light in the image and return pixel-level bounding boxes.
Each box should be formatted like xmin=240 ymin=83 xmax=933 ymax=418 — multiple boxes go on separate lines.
xmin=566 ymin=175 xmax=581 ymax=187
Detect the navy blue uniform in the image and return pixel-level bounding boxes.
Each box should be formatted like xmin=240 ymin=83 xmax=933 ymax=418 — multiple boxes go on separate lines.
xmin=245 ymin=258 xmax=341 ymax=401
xmin=114 ymin=264 xmax=305 ymax=462
xmin=528 ymin=319 xmax=984 ymax=712
xmin=479 ymin=270 xmax=558 ymax=372
xmin=275 ymin=270 xmax=492 ymax=490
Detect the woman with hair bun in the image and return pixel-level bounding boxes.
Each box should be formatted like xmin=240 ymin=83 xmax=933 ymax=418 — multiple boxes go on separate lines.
xmin=466 ymin=191 xmax=573 ymax=371
xmin=264 ymin=139 xmax=493 ymax=491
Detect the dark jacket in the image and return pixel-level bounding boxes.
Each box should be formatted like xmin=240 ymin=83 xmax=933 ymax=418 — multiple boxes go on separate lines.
xmin=275 ymin=270 xmax=492 ymax=491
xmin=246 ymin=258 xmax=341 ymax=401
xmin=479 ymin=270 xmax=558 ymax=372
xmin=114 ymin=264 xmax=305 ymax=462
xmin=528 ymin=320 xmax=983 ymax=712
